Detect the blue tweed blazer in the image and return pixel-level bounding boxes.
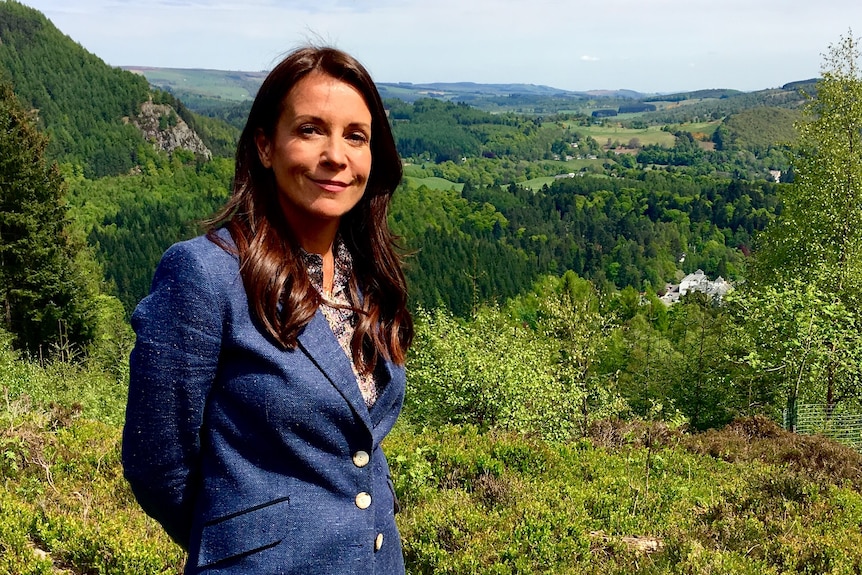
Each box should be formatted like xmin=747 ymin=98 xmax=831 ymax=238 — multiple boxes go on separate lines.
xmin=122 ymin=231 xmax=406 ymax=574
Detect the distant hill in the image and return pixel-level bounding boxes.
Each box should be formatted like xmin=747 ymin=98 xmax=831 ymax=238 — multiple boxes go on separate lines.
xmin=127 ymin=65 xmax=821 ymax=122
xmin=123 ymin=66 xmax=267 ymax=102
xmin=715 ymin=107 xmax=801 ymax=154
xmin=122 ymin=70 xmax=639 ymax=103
xmin=377 ymin=81 xmax=645 ymax=101
xmin=126 ymin=67 xmax=655 ymax=114
xmin=630 ymin=85 xmax=810 ymax=126
xmin=644 ymin=88 xmax=745 ymax=103
xmin=782 ymin=78 xmax=819 ymax=91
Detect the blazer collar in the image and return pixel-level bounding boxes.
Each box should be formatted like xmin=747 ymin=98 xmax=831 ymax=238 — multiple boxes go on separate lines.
xmin=296 ymin=310 xmax=373 ymax=431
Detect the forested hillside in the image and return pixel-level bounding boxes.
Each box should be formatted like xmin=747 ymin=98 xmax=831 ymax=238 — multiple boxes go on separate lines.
xmin=0 ymin=0 xmax=237 ymax=175
xmin=0 ymin=0 xmax=810 ymax=365
xmin=0 ymin=1 xmax=151 ymax=176
xmin=394 ymin=174 xmax=778 ymax=315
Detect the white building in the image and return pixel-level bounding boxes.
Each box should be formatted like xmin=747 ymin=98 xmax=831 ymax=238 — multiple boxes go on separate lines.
xmin=660 ymin=269 xmax=732 ymax=305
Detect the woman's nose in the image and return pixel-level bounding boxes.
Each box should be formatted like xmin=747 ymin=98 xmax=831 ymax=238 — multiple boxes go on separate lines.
xmin=321 ymin=137 xmax=348 ymax=168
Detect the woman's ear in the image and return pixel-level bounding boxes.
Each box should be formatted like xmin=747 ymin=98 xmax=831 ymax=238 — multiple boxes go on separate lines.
xmin=255 ymin=129 xmax=272 ymax=168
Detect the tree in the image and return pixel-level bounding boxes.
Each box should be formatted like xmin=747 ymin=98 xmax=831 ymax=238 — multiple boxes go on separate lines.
xmin=0 ymin=83 xmax=97 ymax=356
xmin=534 ymin=272 xmax=621 ymax=437
xmin=754 ymin=31 xmax=862 ymax=297
xmin=727 ymin=281 xmax=862 ymax=430
xmin=744 ymin=31 xmax=862 ymax=416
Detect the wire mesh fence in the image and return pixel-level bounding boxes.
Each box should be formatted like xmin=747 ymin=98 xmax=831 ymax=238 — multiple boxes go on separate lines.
xmin=785 ymin=403 xmax=862 ymax=451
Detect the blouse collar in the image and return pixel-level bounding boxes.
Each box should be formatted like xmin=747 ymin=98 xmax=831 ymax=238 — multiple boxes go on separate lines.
xmin=300 ymin=238 xmax=353 ymax=300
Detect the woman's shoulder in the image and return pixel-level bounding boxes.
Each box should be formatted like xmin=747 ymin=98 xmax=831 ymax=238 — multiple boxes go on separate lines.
xmin=134 ymin=229 xmax=242 ymax=324
xmin=149 ymin=229 xmax=241 ymax=299
xmin=155 ymin=229 xmax=238 ymax=281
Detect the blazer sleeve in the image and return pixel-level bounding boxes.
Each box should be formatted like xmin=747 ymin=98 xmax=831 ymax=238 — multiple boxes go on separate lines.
xmin=122 ymin=240 xmax=225 ymax=549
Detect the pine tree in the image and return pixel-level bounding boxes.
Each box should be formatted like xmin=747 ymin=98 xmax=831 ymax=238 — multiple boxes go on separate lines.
xmin=0 ymin=82 xmax=96 ymax=356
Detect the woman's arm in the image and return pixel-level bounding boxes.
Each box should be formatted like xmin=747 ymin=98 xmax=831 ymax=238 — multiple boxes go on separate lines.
xmin=122 ymin=239 xmax=225 ymax=549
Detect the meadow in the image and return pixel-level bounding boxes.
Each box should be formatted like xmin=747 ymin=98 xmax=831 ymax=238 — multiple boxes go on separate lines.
xmin=123 ymin=67 xmax=265 ymax=101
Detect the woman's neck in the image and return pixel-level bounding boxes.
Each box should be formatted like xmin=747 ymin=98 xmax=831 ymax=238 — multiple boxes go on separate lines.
xmin=295 ymin=229 xmax=337 ymax=297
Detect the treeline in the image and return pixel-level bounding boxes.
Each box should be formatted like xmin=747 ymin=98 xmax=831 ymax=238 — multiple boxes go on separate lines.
xmin=388 ymin=98 xmax=579 ymax=162
xmin=394 ymin=173 xmax=779 ymax=316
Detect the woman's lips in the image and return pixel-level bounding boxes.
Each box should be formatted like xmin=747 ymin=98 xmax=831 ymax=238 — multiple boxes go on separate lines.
xmin=310 ymin=178 xmax=350 ymax=193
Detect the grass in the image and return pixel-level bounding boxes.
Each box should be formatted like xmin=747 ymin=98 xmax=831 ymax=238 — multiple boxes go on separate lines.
xmin=125 ymin=67 xmax=265 ymax=101
xmin=568 ymin=124 xmax=676 ymax=147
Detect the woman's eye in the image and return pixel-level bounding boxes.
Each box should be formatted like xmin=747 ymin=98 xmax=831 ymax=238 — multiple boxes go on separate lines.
xmin=299 ymin=125 xmax=320 ymax=136
xmin=348 ymin=131 xmax=369 ymax=144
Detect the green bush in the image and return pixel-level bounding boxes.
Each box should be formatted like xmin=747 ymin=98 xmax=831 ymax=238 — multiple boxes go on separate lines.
xmin=406 ymin=286 xmax=624 ymax=442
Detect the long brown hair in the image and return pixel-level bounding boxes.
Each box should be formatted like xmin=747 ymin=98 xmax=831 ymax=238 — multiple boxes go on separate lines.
xmin=208 ymin=46 xmax=413 ymax=369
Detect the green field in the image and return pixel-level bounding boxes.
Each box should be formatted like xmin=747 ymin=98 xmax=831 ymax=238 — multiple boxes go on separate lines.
xmin=125 ymin=67 xmax=266 ymax=101
xmin=571 ymin=124 xmax=677 ymax=147
xmin=568 ymin=119 xmax=721 ymax=148
xmin=519 ymin=175 xmax=558 ymax=190
xmin=683 ymin=120 xmax=722 ymax=136
xmin=519 ymin=159 xmax=608 ymax=190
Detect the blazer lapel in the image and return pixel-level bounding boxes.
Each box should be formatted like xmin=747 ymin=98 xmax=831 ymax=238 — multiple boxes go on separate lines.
xmin=367 ymin=360 xmax=405 ymax=443
xmin=296 ymin=310 xmax=372 ymax=430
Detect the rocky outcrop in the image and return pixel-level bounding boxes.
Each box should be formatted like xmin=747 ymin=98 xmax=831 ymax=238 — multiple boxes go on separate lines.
xmin=127 ymin=100 xmax=212 ymax=159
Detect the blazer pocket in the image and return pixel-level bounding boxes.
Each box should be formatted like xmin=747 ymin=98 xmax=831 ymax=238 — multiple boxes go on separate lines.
xmin=387 ymin=476 xmax=401 ymax=515
xmin=197 ymin=496 xmax=290 ymax=568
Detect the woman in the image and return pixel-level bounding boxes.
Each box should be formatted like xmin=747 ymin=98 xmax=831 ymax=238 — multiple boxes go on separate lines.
xmin=122 ymin=46 xmax=413 ymax=574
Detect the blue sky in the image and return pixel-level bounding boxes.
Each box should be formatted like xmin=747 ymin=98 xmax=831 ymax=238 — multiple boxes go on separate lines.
xmin=20 ymin=0 xmax=862 ymax=93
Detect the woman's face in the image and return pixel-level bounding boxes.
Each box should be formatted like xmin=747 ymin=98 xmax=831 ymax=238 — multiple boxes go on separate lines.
xmin=255 ymin=72 xmax=373 ymax=241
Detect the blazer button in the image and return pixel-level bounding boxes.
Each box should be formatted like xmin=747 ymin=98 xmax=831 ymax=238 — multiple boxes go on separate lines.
xmin=355 ymin=492 xmax=372 ymax=509
xmin=352 ymin=450 xmax=370 ymax=468
xmin=374 ymin=532 xmax=384 ymax=551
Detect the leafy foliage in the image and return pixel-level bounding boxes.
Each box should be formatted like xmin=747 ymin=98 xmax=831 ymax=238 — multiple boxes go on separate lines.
xmin=741 ymin=31 xmax=862 ymax=417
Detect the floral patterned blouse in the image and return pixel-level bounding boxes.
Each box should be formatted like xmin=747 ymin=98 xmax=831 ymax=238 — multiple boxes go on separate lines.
xmin=301 ymin=241 xmax=380 ymax=407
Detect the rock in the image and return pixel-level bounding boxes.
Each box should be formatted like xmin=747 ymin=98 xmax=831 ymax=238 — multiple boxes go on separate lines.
xmin=590 ymin=530 xmax=665 ymax=554
xmin=126 ymin=100 xmax=212 ymax=159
